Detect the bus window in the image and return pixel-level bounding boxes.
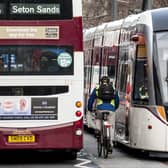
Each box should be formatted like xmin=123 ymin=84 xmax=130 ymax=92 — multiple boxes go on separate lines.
xmin=0 ymin=46 xmax=73 ymax=75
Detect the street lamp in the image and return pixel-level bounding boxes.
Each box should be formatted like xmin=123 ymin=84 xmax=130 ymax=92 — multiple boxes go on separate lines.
xmin=142 ymin=0 xmax=153 ymax=11
xmin=112 ymin=0 xmax=118 ymax=21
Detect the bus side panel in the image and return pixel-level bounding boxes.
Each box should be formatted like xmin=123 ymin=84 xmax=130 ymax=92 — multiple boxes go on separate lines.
xmin=0 ymin=17 xmax=83 ymax=52
xmin=0 ymin=123 xmax=83 ymax=150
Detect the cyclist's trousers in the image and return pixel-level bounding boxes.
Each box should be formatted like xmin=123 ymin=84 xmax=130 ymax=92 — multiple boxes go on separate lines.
xmin=96 ymin=110 xmax=115 ymax=144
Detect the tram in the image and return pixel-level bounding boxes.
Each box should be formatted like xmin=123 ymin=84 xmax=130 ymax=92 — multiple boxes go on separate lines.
xmin=84 ymin=7 xmax=168 ymax=155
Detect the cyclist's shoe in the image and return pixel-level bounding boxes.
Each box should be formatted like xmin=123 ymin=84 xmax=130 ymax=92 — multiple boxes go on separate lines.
xmin=108 ymin=144 xmax=113 ymax=153
xmin=94 ymin=129 xmax=100 ymax=138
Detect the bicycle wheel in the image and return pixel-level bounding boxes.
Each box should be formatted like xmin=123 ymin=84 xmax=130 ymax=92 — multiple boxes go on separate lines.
xmin=102 ymin=126 xmax=108 ymax=158
xmin=97 ymin=136 xmax=102 ymax=157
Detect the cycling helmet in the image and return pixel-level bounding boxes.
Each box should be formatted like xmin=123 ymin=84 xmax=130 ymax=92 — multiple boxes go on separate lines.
xmin=100 ymin=76 xmax=110 ymax=84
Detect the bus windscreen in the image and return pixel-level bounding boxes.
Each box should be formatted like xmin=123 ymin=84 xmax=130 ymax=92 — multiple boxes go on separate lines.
xmin=0 ymin=46 xmax=74 ymax=75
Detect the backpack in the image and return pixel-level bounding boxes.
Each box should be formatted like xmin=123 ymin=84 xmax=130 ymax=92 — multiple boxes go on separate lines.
xmin=97 ymin=83 xmax=114 ymax=100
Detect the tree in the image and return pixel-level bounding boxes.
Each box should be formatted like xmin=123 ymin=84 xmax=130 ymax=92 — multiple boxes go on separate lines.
xmin=82 ymin=0 xmax=168 ymax=28
xmin=83 ymin=0 xmax=112 ymax=28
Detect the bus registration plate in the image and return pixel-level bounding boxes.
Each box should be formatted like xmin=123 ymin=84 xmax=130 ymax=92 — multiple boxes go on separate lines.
xmin=8 ymin=135 xmax=35 ymax=143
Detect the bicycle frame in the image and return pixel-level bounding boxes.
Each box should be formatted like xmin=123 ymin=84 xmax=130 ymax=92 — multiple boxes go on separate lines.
xmin=103 ymin=120 xmax=111 ymax=138
xmin=97 ymin=111 xmax=113 ymax=158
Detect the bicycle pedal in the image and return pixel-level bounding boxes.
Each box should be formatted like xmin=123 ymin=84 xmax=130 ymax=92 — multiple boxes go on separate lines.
xmin=108 ymin=145 xmax=113 ymax=153
xmin=108 ymin=148 xmax=112 ymax=153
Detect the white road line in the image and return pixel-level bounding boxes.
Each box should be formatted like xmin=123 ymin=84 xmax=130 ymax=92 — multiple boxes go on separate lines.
xmin=74 ymin=158 xmax=92 ymax=168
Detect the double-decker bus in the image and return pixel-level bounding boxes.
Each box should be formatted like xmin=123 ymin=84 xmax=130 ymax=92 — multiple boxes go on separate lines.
xmin=0 ymin=0 xmax=83 ymax=159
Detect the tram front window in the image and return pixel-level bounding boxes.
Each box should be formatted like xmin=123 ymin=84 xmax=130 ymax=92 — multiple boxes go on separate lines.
xmin=155 ymin=32 xmax=168 ymax=104
xmin=133 ymin=59 xmax=149 ymax=101
xmin=133 ymin=42 xmax=149 ymax=103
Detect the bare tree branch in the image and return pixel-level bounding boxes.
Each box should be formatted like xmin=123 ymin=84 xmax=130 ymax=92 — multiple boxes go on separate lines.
xmin=83 ymin=0 xmax=168 ymax=28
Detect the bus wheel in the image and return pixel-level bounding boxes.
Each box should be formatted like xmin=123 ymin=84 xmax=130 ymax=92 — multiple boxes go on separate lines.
xmin=68 ymin=151 xmax=77 ymax=160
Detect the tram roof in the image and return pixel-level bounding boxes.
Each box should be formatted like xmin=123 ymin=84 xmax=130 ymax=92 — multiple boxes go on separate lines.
xmin=84 ymin=26 xmax=97 ymax=41
xmin=94 ymin=23 xmax=107 ymax=38
xmin=104 ymin=19 xmax=123 ymax=32
xmin=151 ymin=7 xmax=168 ymax=31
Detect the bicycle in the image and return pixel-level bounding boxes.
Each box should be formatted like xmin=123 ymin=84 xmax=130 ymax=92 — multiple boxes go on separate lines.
xmin=97 ymin=110 xmax=113 ymax=158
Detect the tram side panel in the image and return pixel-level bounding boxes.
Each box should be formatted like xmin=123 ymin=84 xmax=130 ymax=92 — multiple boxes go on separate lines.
xmin=129 ymin=107 xmax=167 ymax=152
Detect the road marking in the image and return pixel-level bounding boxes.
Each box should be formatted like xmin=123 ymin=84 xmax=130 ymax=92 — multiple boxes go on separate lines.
xmin=74 ymin=158 xmax=92 ymax=168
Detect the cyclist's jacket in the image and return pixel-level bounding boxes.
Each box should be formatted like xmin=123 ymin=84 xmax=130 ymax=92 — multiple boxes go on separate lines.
xmin=87 ymin=84 xmax=119 ymax=112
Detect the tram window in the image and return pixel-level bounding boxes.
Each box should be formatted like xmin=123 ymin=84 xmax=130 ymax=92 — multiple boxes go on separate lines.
xmin=108 ymin=65 xmax=115 ymax=78
xmin=119 ymin=64 xmax=128 ymax=93
xmin=133 ymin=41 xmax=149 ymax=103
xmin=133 ymin=60 xmax=149 ymax=102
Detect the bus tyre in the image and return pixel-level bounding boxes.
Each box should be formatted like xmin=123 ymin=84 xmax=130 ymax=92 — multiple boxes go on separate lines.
xmin=68 ymin=151 xmax=77 ymax=160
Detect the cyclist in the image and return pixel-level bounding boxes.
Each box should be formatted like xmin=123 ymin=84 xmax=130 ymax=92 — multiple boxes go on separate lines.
xmin=87 ymin=76 xmax=119 ymax=150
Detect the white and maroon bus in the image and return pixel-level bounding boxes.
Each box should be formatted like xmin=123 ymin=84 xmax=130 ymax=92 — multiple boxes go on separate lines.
xmin=0 ymin=0 xmax=83 ymax=159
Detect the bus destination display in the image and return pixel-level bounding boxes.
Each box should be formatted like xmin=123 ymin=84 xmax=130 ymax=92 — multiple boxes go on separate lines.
xmin=10 ymin=3 xmax=60 ymax=15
